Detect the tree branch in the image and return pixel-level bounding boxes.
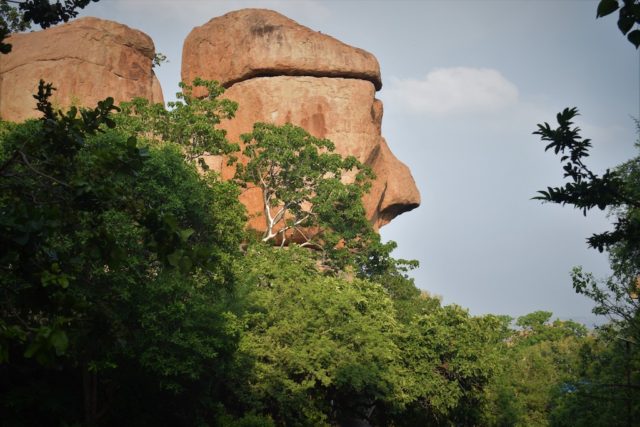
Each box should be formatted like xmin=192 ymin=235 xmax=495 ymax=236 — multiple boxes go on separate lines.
xmin=0 ymin=149 xmax=20 ymax=176
xmin=18 ymin=150 xmax=71 ymax=188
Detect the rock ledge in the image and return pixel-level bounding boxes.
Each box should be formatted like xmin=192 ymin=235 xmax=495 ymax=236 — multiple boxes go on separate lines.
xmin=182 ymin=9 xmax=382 ymax=92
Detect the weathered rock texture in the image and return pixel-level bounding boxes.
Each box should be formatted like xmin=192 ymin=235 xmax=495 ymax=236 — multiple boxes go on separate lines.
xmin=183 ymin=9 xmax=420 ymax=230
xmin=0 ymin=17 xmax=163 ymax=122
xmin=182 ymin=8 xmax=382 ymax=92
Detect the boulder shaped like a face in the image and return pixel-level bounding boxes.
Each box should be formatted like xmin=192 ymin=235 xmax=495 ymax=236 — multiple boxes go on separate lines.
xmin=182 ymin=8 xmax=420 ymax=231
xmin=0 ymin=17 xmax=164 ymax=123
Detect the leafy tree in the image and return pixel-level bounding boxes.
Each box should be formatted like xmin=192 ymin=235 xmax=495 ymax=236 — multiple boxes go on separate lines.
xmin=353 ymin=238 xmax=435 ymax=324
xmin=534 ymin=111 xmax=640 ymax=338
xmin=596 ymin=0 xmax=640 ymax=48
xmin=517 ymin=310 xmax=555 ymax=331
xmin=549 ymin=324 xmax=640 ymax=427
xmin=482 ymin=313 xmax=589 ymax=427
xmin=532 ymin=109 xmax=640 ymax=421
xmin=235 ymin=123 xmax=374 ymax=252
xmin=116 ymin=78 xmax=239 ymax=169
xmin=533 ymin=108 xmax=638 ymax=253
xmin=227 ymin=120 xmax=503 ymax=425
xmin=227 ymin=243 xmax=408 ymax=426
xmin=382 ymin=307 xmax=505 ymax=426
xmin=568 ymin=125 xmax=640 ymax=338
xmin=0 ymin=82 xmax=246 ymax=425
xmin=532 ymin=4 xmax=640 ymax=423
xmin=152 ymin=51 xmax=168 ymax=68
xmin=223 ymin=242 xmax=506 ymax=426
xmin=1 ymin=0 xmax=99 ymax=54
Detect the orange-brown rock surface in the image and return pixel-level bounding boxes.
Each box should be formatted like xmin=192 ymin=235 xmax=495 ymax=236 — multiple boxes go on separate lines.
xmin=182 ymin=8 xmax=382 ymax=92
xmin=0 ymin=17 xmax=163 ymax=122
xmin=183 ymin=9 xmax=420 ymax=231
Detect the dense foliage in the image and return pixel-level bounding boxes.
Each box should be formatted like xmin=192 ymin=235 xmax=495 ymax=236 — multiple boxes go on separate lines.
xmin=0 ymin=81 xmax=522 ymax=426
xmin=0 ymin=82 xmax=246 ymax=425
xmin=532 ymin=20 xmax=640 ymax=423
xmin=218 ymin=244 xmax=507 ymax=426
xmin=4 ymin=79 xmax=637 ymax=426
xmin=531 ymin=114 xmax=640 ymax=427
xmin=2 ymin=2 xmax=637 ymax=424
xmin=116 ymin=78 xmax=239 ymax=169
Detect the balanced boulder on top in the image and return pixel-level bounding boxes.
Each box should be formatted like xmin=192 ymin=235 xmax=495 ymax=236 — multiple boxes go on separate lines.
xmin=182 ymin=8 xmax=382 ymax=91
xmin=182 ymin=9 xmax=420 ymax=231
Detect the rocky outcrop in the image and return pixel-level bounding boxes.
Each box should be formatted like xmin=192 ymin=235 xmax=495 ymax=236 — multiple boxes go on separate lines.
xmin=183 ymin=9 xmax=420 ymax=230
xmin=182 ymin=8 xmax=382 ymax=93
xmin=0 ymin=17 xmax=163 ymax=122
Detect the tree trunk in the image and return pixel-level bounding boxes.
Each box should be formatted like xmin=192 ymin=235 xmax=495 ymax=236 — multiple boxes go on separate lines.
xmin=83 ymin=366 xmax=98 ymax=427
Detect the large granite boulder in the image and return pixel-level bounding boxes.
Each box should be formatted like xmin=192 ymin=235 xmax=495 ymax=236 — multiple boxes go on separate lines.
xmin=183 ymin=9 xmax=420 ymax=231
xmin=182 ymin=8 xmax=382 ymax=92
xmin=0 ymin=17 xmax=164 ymax=122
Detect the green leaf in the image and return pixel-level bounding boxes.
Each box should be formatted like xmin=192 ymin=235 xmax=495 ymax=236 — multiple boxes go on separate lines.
xmin=179 ymin=228 xmax=195 ymax=242
xmin=179 ymin=256 xmax=193 ymax=273
xmin=58 ymin=276 xmax=69 ymax=289
xmin=23 ymin=341 xmax=40 ymax=359
xmin=627 ymin=29 xmax=640 ymax=48
xmin=50 ymin=330 xmax=69 ymax=355
xmin=167 ymin=250 xmax=182 ymax=267
xmin=163 ymin=214 xmax=178 ymax=231
xmin=618 ymin=14 xmax=635 ymax=34
xmin=597 ymin=0 xmax=619 ymax=17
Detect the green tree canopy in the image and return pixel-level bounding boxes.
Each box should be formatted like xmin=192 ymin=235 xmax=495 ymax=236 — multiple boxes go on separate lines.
xmin=116 ymin=78 xmax=238 ymax=169
xmin=226 ymin=243 xmax=407 ymax=425
xmin=235 ymin=123 xmax=373 ymax=245
xmin=0 ymin=81 xmax=246 ymax=425
xmin=481 ymin=312 xmax=591 ymax=427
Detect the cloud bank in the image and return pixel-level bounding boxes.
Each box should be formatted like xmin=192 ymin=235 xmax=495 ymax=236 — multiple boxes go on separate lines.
xmin=384 ymin=67 xmax=519 ymax=115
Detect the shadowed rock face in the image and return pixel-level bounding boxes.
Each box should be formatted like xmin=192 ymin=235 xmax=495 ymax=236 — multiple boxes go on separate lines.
xmin=182 ymin=9 xmax=420 ymax=231
xmin=0 ymin=17 xmax=163 ymax=122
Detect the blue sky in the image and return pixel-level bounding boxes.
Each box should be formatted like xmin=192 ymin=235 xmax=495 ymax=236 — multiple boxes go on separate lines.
xmin=79 ymin=0 xmax=639 ymax=325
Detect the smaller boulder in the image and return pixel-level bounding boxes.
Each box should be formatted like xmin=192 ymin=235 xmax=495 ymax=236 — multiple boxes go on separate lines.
xmin=0 ymin=17 xmax=164 ymax=122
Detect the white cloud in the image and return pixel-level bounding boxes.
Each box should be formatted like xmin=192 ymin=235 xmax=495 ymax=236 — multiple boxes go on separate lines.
xmin=383 ymin=67 xmax=519 ymax=115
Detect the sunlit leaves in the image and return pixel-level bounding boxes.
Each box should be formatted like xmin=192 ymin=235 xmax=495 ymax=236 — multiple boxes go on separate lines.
xmin=117 ymin=78 xmax=238 ymax=168
xmin=233 ymin=245 xmax=407 ymax=424
xmin=483 ymin=314 xmax=589 ymax=427
xmin=236 ymin=122 xmax=375 ymax=269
